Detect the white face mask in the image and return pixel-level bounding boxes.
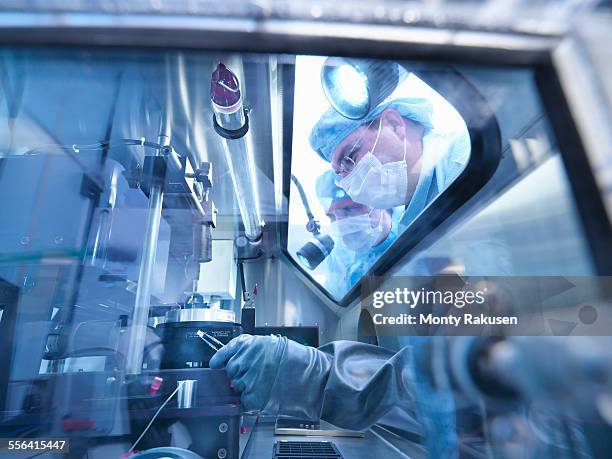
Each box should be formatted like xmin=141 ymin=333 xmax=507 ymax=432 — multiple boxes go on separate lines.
xmin=336 ymin=120 xmax=409 ymax=209
xmin=331 ymin=210 xmax=383 ymax=251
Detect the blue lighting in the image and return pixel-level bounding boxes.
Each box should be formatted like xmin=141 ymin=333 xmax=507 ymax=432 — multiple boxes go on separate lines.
xmin=321 ymin=58 xmax=400 ymax=120
xmin=336 ymin=64 xmax=368 ymax=106
xmin=322 ymin=59 xmax=371 ymax=120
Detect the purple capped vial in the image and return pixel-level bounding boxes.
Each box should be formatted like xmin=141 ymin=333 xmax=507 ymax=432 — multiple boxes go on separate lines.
xmin=211 ymin=63 xmax=241 ymax=108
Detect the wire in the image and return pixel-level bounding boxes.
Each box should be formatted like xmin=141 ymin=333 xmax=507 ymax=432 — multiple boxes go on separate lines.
xmin=24 ymin=138 xmax=168 ymax=156
xmin=128 ymin=380 xmax=185 ymax=453
xmin=290 ymin=174 xmax=315 ymax=221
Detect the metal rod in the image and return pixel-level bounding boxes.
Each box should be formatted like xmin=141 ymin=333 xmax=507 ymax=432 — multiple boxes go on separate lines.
xmin=196 ymin=330 xmax=224 ymax=352
xmin=203 ymin=331 xmax=225 ymax=348
xmin=125 ymin=179 xmax=164 ymax=374
xmin=269 ymin=56 xmax=285 ymax=218
xmin=199 ymin=334 xmax=220 ymax=352
xmin=125 ymin=57 xmax=173 ymax=375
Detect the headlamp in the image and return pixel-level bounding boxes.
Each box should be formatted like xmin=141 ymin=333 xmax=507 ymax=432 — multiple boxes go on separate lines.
xmin=321 ymin=58 xmax=400 ymax=120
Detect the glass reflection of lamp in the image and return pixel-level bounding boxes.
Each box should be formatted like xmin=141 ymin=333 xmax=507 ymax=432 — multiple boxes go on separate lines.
xmin=291 ymin=175 xmax=334 ymax=270
xmin=321 ymin=58 xmax=400 ymax=120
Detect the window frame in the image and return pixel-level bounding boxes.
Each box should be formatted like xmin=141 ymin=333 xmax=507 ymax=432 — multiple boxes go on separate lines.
xmin=3 ymin=16 xmax=610 ymax=300
xmin=280 ymin=62 xmax=503 ymax=306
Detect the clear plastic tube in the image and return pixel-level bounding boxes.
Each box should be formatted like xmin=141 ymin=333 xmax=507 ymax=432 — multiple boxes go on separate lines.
xmin=211 ymin=63 xmax=263 ymax=241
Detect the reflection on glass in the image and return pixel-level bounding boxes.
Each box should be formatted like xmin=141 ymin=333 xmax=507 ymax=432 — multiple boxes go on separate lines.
xmin=288 ymin=56 xmax=471 ymax=300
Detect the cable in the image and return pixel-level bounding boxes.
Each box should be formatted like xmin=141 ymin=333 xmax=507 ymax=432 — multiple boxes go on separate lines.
xmin=128 ymin=380 xmax=185 ymax=453
xmin=290 ymin=174 xmax=315 ymax=221
xmin=238 ymin=261 xmax=248 ymax=302
xmin=24 ymin=138 xmax=169 ymax=156
xmin=291 ymin=174 xmax=324 ymax=236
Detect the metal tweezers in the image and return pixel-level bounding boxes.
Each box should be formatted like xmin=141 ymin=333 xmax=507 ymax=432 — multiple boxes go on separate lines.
xmin=196 ymin=330 xmax=225 ymax=352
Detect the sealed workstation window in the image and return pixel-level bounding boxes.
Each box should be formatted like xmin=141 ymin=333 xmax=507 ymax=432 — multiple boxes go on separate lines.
xmin=286 ymin=56 xmax=472 ymax=302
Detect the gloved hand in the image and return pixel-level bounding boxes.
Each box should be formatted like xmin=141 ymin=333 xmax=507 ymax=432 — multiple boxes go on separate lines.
xmin=209 ymin=334 xmax=288 ymax=412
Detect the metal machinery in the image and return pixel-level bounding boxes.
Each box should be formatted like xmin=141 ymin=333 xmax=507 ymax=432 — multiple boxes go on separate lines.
xmin=0 ymin=1 xmax=611 ymax=459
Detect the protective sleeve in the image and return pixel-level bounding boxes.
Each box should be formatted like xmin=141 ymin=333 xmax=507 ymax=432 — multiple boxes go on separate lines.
xmin=264 ymin=340 xmax=416 ymax=431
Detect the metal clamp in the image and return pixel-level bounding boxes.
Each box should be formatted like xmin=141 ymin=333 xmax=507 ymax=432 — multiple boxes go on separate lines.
xmin=212 ymin=111 xmax=250 ymax=140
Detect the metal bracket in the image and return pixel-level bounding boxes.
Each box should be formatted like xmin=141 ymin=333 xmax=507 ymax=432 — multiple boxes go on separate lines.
xmin=235 ymin=235 xmax=263 ymax=260
xmin=212 ymin=111 xmax=250 ymax=140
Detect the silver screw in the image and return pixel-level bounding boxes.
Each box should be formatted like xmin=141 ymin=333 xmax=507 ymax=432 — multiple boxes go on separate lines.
xmin=218 ymin=422 xmax=228 ymax=433
xmin=217 ymin=448 xmax=227 ymax=459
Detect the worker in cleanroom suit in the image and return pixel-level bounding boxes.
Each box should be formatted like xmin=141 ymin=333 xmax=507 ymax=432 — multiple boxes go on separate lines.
xmin=309 ymin=97 xmax=470 ymax=228
xmin=210 ymin=96 xmax=470 ymax=458
xmin=313 ymin=169 xmax=399 ymax=298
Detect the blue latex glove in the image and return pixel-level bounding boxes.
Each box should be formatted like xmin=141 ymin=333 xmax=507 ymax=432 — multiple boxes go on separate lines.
xmin=209 ymin=334 xmax=288 ymax=412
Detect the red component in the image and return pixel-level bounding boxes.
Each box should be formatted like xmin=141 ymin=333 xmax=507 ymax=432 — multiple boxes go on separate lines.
xmin=120 ymin=451 xmax=140 ymax=458
xmin=241 ymin=426 xmax=247 ymax=434
xmin=252 ymin=283 xmax=259 ymax=296
xmin=211 ymin=63 xmax=241 ymax=108
xmin=148 ymin=376 xmax=163 ymax=396
xmin=61 ymin=418 xmax=95 ymax=432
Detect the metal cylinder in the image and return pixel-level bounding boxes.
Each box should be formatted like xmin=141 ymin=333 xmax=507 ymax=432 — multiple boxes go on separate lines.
xmin=177 ymin=379 xmax=198 ymax=409
xmin=164 ymin=308 xmax=236 ymax=324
